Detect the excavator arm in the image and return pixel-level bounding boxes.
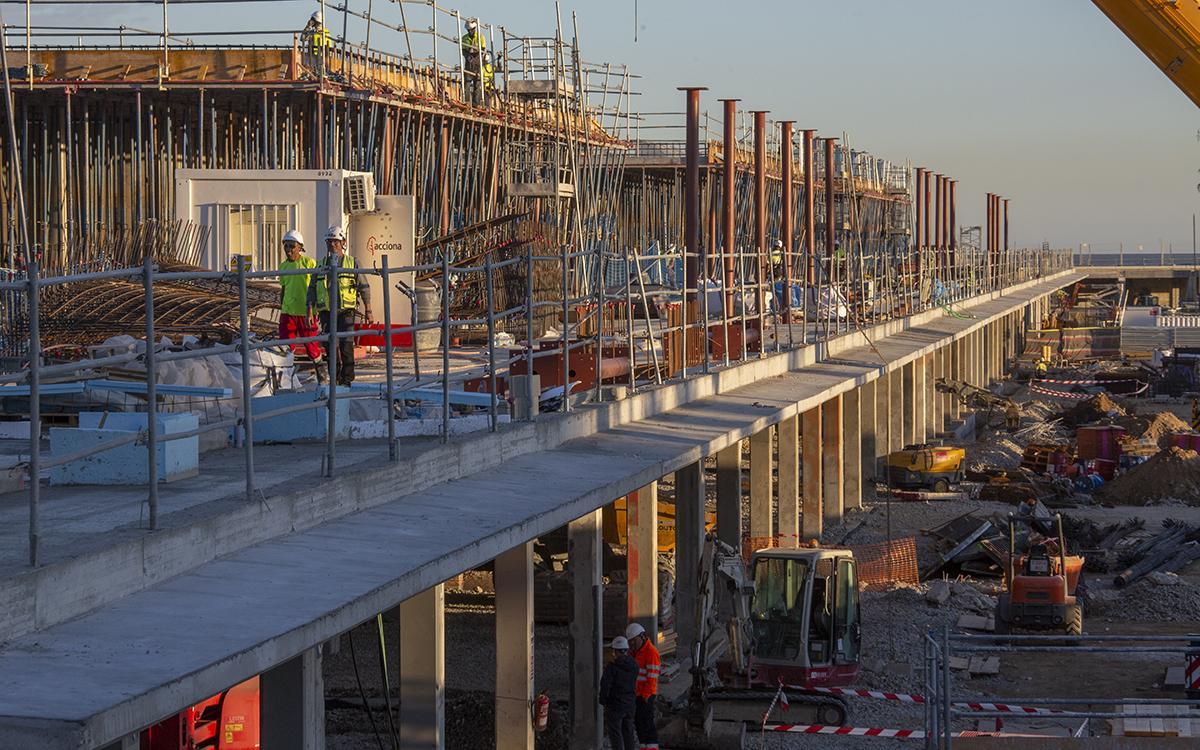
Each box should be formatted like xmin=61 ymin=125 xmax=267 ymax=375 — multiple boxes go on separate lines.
xmin=1092 ymin=0 xmax=1200 ymax=108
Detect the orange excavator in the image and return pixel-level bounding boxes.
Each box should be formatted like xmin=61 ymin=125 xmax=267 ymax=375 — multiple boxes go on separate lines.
xmin=1092 ymin=0 xmax=1200 ymax=108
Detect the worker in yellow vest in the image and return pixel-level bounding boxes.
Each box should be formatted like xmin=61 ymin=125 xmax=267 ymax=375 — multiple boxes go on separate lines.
xmin=461 ymin=18 xmax=486 ymax=105
xmin=277 ymin=229 xmax=326 ymax=384
xmin=308 ymin=226 xmax=373 ymax=386
xmin=303 ymin=11 xmax=333 ymax=56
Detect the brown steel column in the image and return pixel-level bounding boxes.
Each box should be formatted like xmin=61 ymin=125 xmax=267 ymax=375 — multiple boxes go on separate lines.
xmin=780 ymin=121 xmax=794 ymax=324
xmin=934 ymin=174 xmax=943 ymax=277
xmin=1003 ymin=198 xmax=1009 ymax=252
xmin=803 ymin=129 xmax=816 ymax=287
xmin=824 ymin=138 xmax=836 ymax=278
xmin=923 ymin=169 xmax=932 ymax=264
xmin=914 ymin=168 xmax=924 ymax=297
xmin=949 ymin=180 xmax=958 ymax=265
xmin=439 ymin=118 xmax=450 ymax=235
xmin=681 ymin=87 xmax=706 ymax=306
xmin=985 ymin=192 xmax=993 ymax=285
xmin=721 ymin=99 xmax=738 ymax=319
xmin=753 ymin=111 xmax=768 ymax=326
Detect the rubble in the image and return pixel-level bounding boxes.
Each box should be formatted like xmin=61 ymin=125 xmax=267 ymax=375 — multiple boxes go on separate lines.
xmin=1097 ymin=447 xmax=1200 ymax=506
xmin=1057 ymin=392 xmax=1127 ymax=428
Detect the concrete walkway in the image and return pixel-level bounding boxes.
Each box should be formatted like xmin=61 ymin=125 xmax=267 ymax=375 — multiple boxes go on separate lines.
xmin=0 ymin=273 xmax=1083 ymax=749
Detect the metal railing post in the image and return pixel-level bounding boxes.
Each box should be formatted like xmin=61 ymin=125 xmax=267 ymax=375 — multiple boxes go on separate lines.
xmin=941 ymin=624 xmax=952 ymax=749
xmin=441 ymin=249 xmax=451 ymax=443
xmin=325 ymin=258 xmax=338 ymax=476
xmin=485 ymin=251 xmax=498 ymax=432
xmin=144 ymin=254 xmax=159 ymax=528
xmin=381 ymin=255 xmax=397 ymax=461
xmin=525 ymin=242 xmax=536 ymax=420
xmin=237 ymin=257 xmax=255 ymax=502
xmin=27 ymin=258 xmax=40 ymax=567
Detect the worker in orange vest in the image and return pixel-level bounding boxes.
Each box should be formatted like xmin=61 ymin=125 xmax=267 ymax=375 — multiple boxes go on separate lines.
xmin=625 ymin=622 xmax=660 ymax=750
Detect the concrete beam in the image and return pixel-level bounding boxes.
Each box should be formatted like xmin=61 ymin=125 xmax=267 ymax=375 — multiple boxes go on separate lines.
xmin=714 ymin=443 xmax=743 ymax=551
xmin=568 ymin=512 xmax=602 ymax=750
xmin=495 ymin=543 xmax=534 ymax=750
xmin=626 ymin=483 xmax=658 ymax=645
xmin=821 ymin=396 xmax=844 ymax=526
xmin=674 ymin=462 xmax=706 ymax=662
xmin=777 ymin=415 xmax=800 ymax=547
xmin=749 ymin=427 xmax=774 ymax=543
xmin=399 ymin=585 xmax=445 ymax=750
xmin=801 ymin=406 xmax=822 ymax=541
xmin=262 ymin=648 xmax=325 ymax=750
xmin=842 ymin=389 xmax=862 ymax=511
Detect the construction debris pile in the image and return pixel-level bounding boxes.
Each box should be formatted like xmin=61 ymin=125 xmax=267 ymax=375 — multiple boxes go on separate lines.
xmin=1097 ymin=447 xmax=1200 ymax=506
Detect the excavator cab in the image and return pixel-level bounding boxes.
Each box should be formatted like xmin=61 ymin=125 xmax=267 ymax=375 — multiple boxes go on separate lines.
xmin=744 ymin=548 xmax=860 ymax=688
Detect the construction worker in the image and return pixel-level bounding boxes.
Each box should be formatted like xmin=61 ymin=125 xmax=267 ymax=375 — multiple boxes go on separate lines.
xmin=460 ymin=18 xmax=486 ymax=105
xmin=277 ymin=229 xmax=326 ymax=383
xmin=303 ymin=11 xmax=333 ymax=56
xmin=599 ymin=636 xmax=638 ymax=750
xmin=308 ymin=225 xmax=372 ymax=386
xmin=626 ymin=622 xmax=660 ymax=750
xmin=1005 ymin=401 xmax=1021 ymax=433
xmin=1035 ymin=357 xmax=1049 ymax=378
xmin=480 ymin=50 xmax=497 ymax=104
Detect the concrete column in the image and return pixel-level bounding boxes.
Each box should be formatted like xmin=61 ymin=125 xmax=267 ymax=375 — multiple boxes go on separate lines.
xmin=888 ymin=368 xmax=904 ymax=454
xmin=262 ymin=648 xmax=325 ymax=750
xmin=860 ymin=379 xmax=878 ymax=482
xmin=842 ymin=388 xmax=862 ymax=511
xmin=902 ymin=361 xmax=916 ymax=447
xmin=923 ymin=355 xmax=936 ymax=440
xmin=626 ymin=483 xmax=658 ymax=644
xmin=495 ymin=542 xmax=534 ymax=750
xmin=674 ymin=461 xmax=706 ymax=663
xmin=778 ymin=415 xmax=800 ymax=547
xmin=801 ymin=406 xmax=822 ymax=541
xmin=569 ymin=511 xmax=603 ymax=749
xmin=821 ymin=396 xmax=844 ymax=526
xmin=749 ymin=427 xmax=774 ymax=544
xmin=715 ymin=443 xmax=743 ymax=551
xmin=399 ymin=585 xmax=445 ymax=750
xmin=874 ymin=375 xmax=891 ymax=475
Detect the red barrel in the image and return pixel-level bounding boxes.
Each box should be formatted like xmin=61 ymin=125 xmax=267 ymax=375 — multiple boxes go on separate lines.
xmin=1077 ymin=425 xmax=1126 ymax=462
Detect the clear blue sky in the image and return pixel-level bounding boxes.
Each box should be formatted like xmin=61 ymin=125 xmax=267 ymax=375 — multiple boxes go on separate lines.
xmin=24 ymin=0 xmax=1198 ymax=252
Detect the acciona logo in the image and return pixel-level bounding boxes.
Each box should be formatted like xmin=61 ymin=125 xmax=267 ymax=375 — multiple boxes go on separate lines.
xmin=366 ymin=236 xmax=406 ymax=257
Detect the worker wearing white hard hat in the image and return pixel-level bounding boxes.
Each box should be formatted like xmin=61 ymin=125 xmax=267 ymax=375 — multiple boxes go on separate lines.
xmin=307 ymin=225 xmax=373 ymax=386
xmin=600 ymin=635 xmax=639 ymax=750
xmin=303 ymin=9 xmax=333 ymax=64
xmin=625 ymin=622 xmax=660 ymax=749
xmin=460 ymin=17 xmax=487 ymax=106
xmin=278 ymin=229 xmax=325 ymax=383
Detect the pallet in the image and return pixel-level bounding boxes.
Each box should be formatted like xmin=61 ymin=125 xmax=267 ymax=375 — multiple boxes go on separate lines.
xmin=1110 ymin=703 xmax=1196 ymax=737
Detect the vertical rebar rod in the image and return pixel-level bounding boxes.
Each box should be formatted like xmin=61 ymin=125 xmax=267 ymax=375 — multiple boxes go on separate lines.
xmin=525 ymin=241 xmax=535 ymax=419
xmin=485 ymin=250 xmax=498 ymax=431
xmin=803 ymin=129 xmax=815 ymax=344
xmin=237 ymin=257 xmax=255 ymax=502
xmin=681 ymin=86 xmax=704 ymax=377
xmin=26 ymin=258 xmax=39 ymax=566
xmin=144 ymin=254 xmax=158 ymax=528
xmin=324 ymin=258 xmax=338 ymax=476
xmin=824 ymin=137 xmax=836 ymax=332
xmin=382 ymin=255 xmax=397 ymax=461
xmin=441 ymin=249 xmax=450 ymax=443
xmin=720 ymin=98 xmax=738 ymax=363
xmin=753 ymin=110 xmax=767 ymax=358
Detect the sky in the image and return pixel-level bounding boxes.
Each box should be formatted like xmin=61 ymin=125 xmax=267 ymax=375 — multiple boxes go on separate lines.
xmin=20 ymin=0 xmax=1199 ymax=252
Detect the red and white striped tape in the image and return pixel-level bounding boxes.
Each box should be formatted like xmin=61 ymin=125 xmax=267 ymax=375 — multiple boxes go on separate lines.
xmin=1029 ymin=381 xmax=1150 ymax=399
xmin=1033 ymin=377 xmax=1142 ymax=386
xmin=783 ymin=684 xmax=1064 ymax=715
xmin=762 ymin=724 xmax=1041 ymax=738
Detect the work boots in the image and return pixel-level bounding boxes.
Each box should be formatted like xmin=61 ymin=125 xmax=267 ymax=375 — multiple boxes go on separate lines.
xmin=312 ymin=357 xmax=328 ymax=385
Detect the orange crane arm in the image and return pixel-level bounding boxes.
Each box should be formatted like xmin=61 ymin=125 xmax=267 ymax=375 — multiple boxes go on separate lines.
xmin=1092 ymin=0 xmax=1200 ymax=107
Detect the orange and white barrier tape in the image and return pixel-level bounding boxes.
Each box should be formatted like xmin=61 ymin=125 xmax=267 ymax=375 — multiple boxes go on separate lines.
xmin=782 ymin=684 xmax=1065 ymax=716
xmin=763 ymin=724 xmax=1048 ymax=738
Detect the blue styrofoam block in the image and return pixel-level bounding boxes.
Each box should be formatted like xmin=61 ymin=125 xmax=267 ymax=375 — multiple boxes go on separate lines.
xmin=246 ymin=391 xmax=350 ymax=444
xmin=49 ymin=412 xmax=199 ymax=486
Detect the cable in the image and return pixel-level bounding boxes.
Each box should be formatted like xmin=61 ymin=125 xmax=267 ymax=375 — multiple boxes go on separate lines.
xmin=375 ymin=613 xmax=401 ymax=749
xmin=348 ymin=628 xmax=388 ymax=750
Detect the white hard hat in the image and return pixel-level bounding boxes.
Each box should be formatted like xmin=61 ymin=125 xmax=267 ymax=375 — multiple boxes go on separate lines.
xmin=625 ymin=622 xmax=645 ymax=640
xmin=611 ymin=636 xmax=629 ymax=651
xmin=282 ymin=229 xmax=305 ymax=246
xmin=466 ymin=18 xmax=478 ymax=30
xmin=774 ymin=239 xmax=784 ymax=249
xmin=325 ymin=225 xmax=346 ymax=241
xmin=310 ymin=11 xmax=322 ymax=22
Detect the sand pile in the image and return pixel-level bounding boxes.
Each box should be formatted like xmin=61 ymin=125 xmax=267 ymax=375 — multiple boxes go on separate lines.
xmin=1097 ymin=446 xmax=1200 ymax=506
xmin=1117 ymin=410 xmax=1191 ymax=447
xmin=1058 ymin=392 xmax=1126 ymax=428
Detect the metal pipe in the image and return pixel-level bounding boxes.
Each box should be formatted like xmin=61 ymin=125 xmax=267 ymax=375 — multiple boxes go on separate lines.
xmin=950 ymin=180 xmax=957 ymax=267
xmin=1003 ymin=197 xmax=1009 ymax=253
xmin=324 ymin=257 xmax=337 ymax=476
xmin=680 ymin=86 xmax=705 ymax=305
xmin=485 ymin=250 xmax=498 ymax=431
xmin=143 ymin=255 xmax=158 ymax=528
xmin=26 ymin=258 xmax=39 ymax=566
xmin=802 ymin=129 xmax=815 ymax=343
xmin=780 ymin=120 xmax=794 ymax=344
xmin=381 ymin=255 xmax=396 ymax=461
xmin=915 ymin=167 xmax=924 ymax=304
xmin=934 ymin=174 xmax=943 ymax=278
xmin=753 ymin=110 xmax=767 ymax=358
xmin=824 ymin=136 xmax=836 ymax=295
xmin=236 ymin=257 xmax=254 ymax=502
xmin=441 ymin=249 xmax=450 ymax=443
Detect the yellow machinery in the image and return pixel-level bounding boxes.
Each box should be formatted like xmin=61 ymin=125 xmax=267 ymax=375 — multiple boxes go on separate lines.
xmin=602 ymin=497 xmax=716 ymax=552
xmin=886 ymin=444 xmax=965 ymax=492
xmin=1092 ymin=0 xmax=1200 ymax=108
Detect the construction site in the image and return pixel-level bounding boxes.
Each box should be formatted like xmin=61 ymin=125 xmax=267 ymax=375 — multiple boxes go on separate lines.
xmin=1 ymin=1 xmax=1199 ymax=749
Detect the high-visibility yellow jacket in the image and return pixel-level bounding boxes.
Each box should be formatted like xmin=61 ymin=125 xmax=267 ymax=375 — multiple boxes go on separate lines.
xmin=279 ymin=255 xmax=317 ymax=316
xmin=460 ymin=31 xmax=486 ymax=54
xmin=309 ymin=253 xmax=371 ymax=312
xmin=308 ymin=24 xmax=332 ymax=55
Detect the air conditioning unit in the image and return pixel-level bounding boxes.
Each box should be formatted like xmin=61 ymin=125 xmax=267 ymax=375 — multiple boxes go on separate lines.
xmin=344 ymin=173 xmax=377 ymax=215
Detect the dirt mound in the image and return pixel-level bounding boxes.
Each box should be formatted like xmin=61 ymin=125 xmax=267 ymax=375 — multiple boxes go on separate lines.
xmin=1097 ymin=446 xmax=1200 ymax=505
xmin=1116 ymin=410 xmax=1191 ymax=447
xmin=1058 ymin=392 xmax=1126 ymax=428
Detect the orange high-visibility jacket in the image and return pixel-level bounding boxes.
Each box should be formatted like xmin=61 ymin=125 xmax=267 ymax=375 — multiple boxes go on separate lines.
xmin=632 ymin=639 xmax=661 ymax=699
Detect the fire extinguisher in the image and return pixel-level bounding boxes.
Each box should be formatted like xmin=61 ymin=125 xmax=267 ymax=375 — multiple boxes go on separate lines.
xmin=532 ymin=691 xmax=550 ymax=733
